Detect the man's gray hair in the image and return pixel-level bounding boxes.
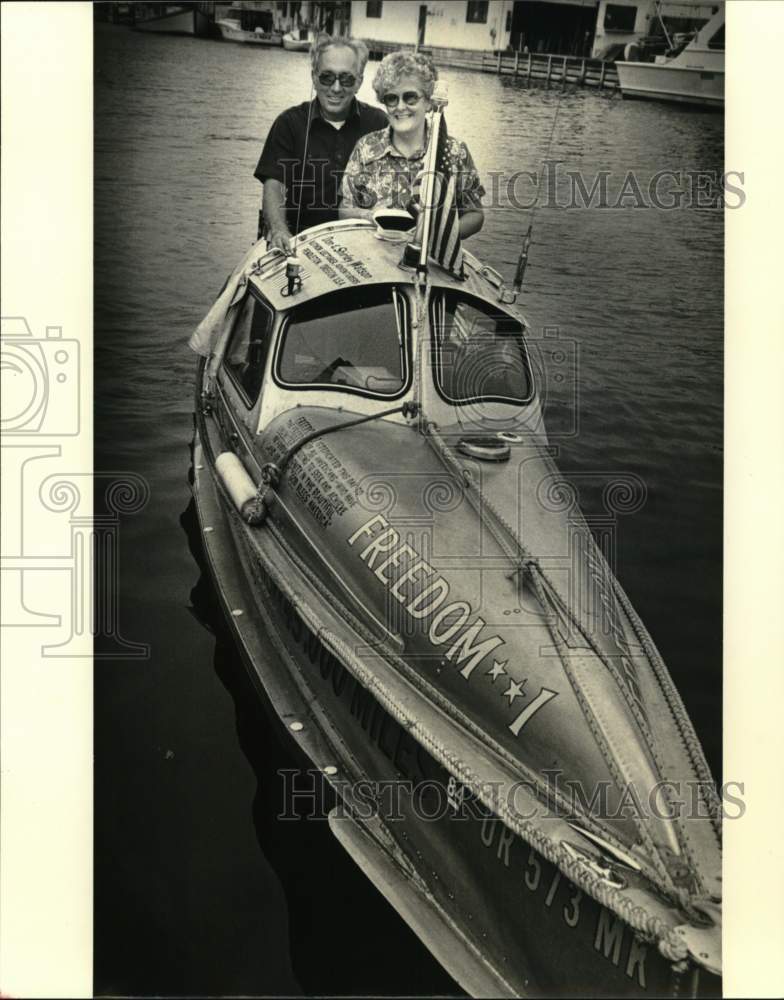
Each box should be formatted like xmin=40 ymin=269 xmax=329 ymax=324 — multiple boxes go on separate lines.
xmin=310 ymin=34 xmax=370 ymax=76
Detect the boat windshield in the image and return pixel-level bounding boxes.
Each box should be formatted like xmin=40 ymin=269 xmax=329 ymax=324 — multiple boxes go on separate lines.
xmin=431 ymin=290 xmax=532 ymax=406
xmin=275 ymin=285 xmax=408 ymax=399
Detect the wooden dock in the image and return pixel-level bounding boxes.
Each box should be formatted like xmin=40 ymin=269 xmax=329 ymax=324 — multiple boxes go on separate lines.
xmin=362 ymin=41 xmax=619 ymax=91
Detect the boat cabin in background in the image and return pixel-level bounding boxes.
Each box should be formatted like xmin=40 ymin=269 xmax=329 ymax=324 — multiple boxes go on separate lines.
xmin=593 ymin=0 xmax=719 ymax=60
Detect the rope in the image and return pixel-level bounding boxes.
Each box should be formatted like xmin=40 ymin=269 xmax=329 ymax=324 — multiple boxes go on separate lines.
xmin=420 ymin=423 xmax=722 ymax=897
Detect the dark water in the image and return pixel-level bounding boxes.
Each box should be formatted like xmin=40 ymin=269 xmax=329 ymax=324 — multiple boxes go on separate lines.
xmin=94 ymin=24 xmax=723 ymax=997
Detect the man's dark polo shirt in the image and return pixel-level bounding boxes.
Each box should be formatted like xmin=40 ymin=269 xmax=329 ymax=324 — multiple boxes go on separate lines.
xmin=255 ymin=98 xmax=388 ymax=234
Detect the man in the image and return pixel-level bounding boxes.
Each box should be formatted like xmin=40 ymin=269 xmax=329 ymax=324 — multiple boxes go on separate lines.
xmin=255 ymin=35 xmax=388 ymax=252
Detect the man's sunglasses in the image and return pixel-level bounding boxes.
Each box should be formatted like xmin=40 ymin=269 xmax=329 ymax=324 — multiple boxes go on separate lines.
xmin=317 ymin=71 xmax=357 ymax=88
xmin=381 ymin=91 xmax=424 ymax=110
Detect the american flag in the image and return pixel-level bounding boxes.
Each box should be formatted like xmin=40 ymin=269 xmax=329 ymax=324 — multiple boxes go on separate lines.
xmin=410 ymin=116 xmax=464 ymax=278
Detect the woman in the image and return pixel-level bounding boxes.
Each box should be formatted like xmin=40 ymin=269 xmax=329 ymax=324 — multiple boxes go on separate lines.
xmin=339 ymin=51 xmax=484 ymax=239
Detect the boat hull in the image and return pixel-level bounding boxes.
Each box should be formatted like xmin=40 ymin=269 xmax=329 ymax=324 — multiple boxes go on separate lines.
xmin=192 ymin=405 xmax=721 ymax=998
xmin=133 ymin=6 xmax=210 ymax=37
xmin=615 ymin=62 xmax=724 ymax=109
xmin=217 ymin=21 xmax=282 ymax=45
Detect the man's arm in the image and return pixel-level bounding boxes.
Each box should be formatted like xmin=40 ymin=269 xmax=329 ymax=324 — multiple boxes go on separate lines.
xmin=255 ymin=108 xmax=298 ymax=252
xmin=262 ymin=179 xmax=292 ymax=252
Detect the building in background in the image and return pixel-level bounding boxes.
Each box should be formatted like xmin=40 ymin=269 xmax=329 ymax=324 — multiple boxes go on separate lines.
xmin=349 ymin=1 xmax=602 ymax=56
xmin=350 ymin=1 xmax=515 ymax=53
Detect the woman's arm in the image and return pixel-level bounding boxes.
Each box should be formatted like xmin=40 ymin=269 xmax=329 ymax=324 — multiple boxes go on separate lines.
xmin=339 ymin=203 xmax=375 ymax=221
xmin=454 ymin=139 xmax=486 ymax=240
xmin=459 ymin=207 xmax=484 ymax=238
xmin=339 ymin=144 xmax=378 ymax=221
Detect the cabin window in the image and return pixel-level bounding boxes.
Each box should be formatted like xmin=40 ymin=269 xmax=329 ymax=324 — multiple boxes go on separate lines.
xmin=431 ymin=291 xmax=532 ymax=406
xmin=707 ymin=24 xmax=724 ymax=50
xmin=603 ymin=4 xmax=637 ymax=33
xmin=223 ymin=293 xmax=275 ymax=407
xmin=466 ymin=1 xmax=489 ymax=25
xmin=275 ymin=285 xmax=409 ymax=399
xmin=366 ymin=0 xmax=383 ymax=18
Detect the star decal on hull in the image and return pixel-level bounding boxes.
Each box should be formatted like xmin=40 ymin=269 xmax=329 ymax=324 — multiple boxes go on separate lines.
xmin=486 ymin=659 xmax=508 ymax=683
xmin=502 ymin=679 xmax=526 ymax=705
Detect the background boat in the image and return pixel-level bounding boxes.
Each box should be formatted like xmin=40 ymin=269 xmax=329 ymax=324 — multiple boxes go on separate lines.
xmin=616 ymin=4 xmax=724 ymax=108
xmin=216 ymin=5 xmax=282 ymax=45
xmin=282 ymin=28 xmax=311 ymax=52
xmin=133 ymin=2 xmax=211 ymax=37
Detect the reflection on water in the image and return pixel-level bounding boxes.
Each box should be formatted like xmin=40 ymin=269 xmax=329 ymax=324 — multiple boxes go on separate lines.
xmin=94 ymin=22 xmax=722 ymax=997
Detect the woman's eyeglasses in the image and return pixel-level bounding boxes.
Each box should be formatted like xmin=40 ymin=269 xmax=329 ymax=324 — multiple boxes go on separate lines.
xmin=382 ymin=91 xmax=423 ymax=110
xmin=317 ymin=71 xmax=357 ymax=88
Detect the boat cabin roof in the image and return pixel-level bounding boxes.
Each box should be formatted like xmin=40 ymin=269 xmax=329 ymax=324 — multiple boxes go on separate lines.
xmin=248 ymin=221 xmax=526 ymax=325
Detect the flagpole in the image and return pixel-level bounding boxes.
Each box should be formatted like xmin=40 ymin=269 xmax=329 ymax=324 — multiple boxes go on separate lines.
xmin=417 ymin=82 xmax=449 ymax=275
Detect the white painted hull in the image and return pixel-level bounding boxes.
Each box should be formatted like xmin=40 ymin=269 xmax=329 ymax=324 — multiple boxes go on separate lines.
xmin=616 ymin=56 xmax=724 ymax=108
xmin=282 ymin=38 xmax=310 ymax=51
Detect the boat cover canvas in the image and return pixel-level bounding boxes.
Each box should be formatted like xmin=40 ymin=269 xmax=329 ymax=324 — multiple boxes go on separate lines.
xmin=189 ymin=240 xmax=270 ymax=357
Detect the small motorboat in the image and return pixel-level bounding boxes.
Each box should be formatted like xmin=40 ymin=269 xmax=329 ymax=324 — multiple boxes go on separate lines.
xmin=216 ymin=9 xmax=282 ymax=46
xmin=282 ymin=28 xmax=311 ymax=52
xmin=616 ymin=3 xmax=724 ymax=109
xmin=190 ymin=111 xmax=721 ymax=995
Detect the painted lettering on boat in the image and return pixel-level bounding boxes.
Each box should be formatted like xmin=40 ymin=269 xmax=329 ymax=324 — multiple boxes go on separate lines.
xmin=269 ymin=415 xmax=364 ymax=527
xmin=300 ymin=235 xmax=373 ymax=289
xmin=480 ymin=818 xmax=649 ymax=990
xmin=348 ymin=513 xmax=558 ymax=738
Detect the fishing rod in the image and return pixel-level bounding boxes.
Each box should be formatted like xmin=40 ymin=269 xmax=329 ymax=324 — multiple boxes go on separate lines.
xmin=267 ymin=67 xmax=317 ymax=297
xmin=504 ymin=68 xmax=566 ymax=300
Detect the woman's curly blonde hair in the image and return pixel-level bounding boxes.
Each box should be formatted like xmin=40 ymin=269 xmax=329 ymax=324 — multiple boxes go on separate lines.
xmin=372 ymin=51 xmax=438 ymax=102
